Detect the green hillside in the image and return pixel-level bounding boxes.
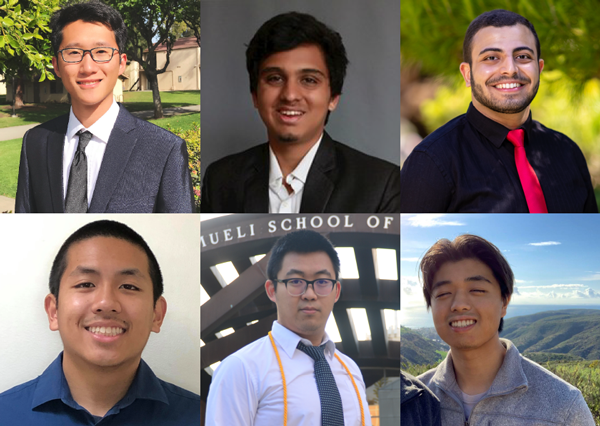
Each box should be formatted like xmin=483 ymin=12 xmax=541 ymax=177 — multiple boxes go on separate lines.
xmin=501 ymin=310 xmax=600 ymax=360
xmin=401 ymin=326 xmax=447 ymax=366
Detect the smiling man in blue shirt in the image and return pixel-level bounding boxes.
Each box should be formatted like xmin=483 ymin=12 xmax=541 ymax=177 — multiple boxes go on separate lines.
xmin=0 ymin=220 xmax=200 ymax=425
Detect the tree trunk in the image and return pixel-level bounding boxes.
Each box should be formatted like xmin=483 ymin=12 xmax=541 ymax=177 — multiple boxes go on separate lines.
xmin=14 ymin=76 xmax=24 ymax=108
xmin=148 ymin=73 xmax=163 ymax=119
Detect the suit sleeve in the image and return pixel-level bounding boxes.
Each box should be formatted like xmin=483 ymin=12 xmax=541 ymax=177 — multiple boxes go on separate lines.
xmin=400 ymin=151 xmax=453 ymax=213
xmin=377 ymin=166 xmax=400 ymax=213
xmin=15 ymin=130 xmax=32 ymax=213
xmin=205 ymin=356 xmax=258 ymax=426
xmin=155 ymin=138 xmax=194 ymax=213
xmin=200 ymin=164 xmax=214 ymax=213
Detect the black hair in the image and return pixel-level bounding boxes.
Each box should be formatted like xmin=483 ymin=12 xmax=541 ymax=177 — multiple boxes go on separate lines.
xmin=463 ymin=9 xmax=540 ymax=64
xmin=49 ymin=220 xmax=163 ymax=306
xmin=50 ymin=0 xmax=127 ymax=59
xmin=246 ymin=11 xmax=348 ymax=99
xmin=267 ymin=230 xmax=340 ymax=291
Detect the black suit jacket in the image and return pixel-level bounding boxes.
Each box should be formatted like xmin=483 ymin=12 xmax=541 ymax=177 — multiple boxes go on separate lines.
xmin=15 ymin=105 xmax=195 ymax=213
xmin=201 ymin=132 xmax=400 ymax=213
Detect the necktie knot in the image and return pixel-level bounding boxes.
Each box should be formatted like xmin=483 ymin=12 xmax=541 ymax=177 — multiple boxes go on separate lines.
xmin=76 ymin=130 xmax=93 ymax=151
xmin=507 ymin=128 xmax=525 ymax=147
xmin=297 ymin=341 xmax=326 ymax=361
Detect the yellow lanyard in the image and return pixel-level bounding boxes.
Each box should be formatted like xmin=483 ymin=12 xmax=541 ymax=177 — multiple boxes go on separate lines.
xmin=268 ymin=331 xmax=366 ymax=426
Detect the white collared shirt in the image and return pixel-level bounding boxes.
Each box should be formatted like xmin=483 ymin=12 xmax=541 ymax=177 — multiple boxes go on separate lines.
xmin=269 ymin=135 xmax=322 ymax=213
xmin=62 ymin=100 xmax=120 ymax=206
xmin=205 ymin=321 xmax=372 ymax=426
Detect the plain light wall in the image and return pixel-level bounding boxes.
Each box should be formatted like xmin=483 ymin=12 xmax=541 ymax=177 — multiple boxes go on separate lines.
xmin=0 ymin=214 xmax=200 ymax=395
xmin=201 ymin=0 xmax=401 ymax=179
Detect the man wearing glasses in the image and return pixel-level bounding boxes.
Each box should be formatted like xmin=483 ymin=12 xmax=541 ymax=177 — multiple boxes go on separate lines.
xmin=205 ymin=230 xmax=372 ymax=425
xmin=15 ymin=0 xmax=194 ymax=213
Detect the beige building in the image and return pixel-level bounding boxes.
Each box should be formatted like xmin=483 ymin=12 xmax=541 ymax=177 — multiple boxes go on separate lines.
xmin=124 ymin=37 xmax=200 ymax=92
xmin=0 ymin=77 xmax=6 ymax=96
xmin=6 ymin=75 xmax=127 ymax=104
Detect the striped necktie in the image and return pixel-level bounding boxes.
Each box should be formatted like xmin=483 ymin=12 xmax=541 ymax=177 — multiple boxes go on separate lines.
xmin=65 ymin=130 xmax=92 ymax=213
xmin=297 ymin=341 xmax=345 ymax=425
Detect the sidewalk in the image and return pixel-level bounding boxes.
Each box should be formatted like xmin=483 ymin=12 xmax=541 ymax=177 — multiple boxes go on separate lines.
xmin=0 ymin=123 xmax=39 ymax=142
xmin=0 ymin=195 xmax=15 ymax=213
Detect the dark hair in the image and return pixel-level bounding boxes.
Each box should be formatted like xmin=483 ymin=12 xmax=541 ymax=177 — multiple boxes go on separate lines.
xmin=246 ymin=11 xmax=348 ymax=99
xmin=50 ymin=0 xmax=127 ymax=59
xmin=49 ymin=220 xmax=163 ymax=306
xmin=267 ymin=230 xmax=341 ymax=290
xmin=463 ymin=9 xmax=540 ymax=64
xmin=419 ymin=234 xmax=513 ymax=332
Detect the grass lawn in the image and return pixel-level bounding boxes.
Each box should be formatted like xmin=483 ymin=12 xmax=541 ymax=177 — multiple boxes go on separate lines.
xmin=149 ymin=112 xmax=200 ymax=132
xmin=0 ymin=138 xmax=21 ymax=198
xmin=0 ymin=103 xmax=70 ymax=128
xmin=0 ymin=90 xmax=201 ymax=129
xmin=122 ymin=90 xmax=200 ymax=112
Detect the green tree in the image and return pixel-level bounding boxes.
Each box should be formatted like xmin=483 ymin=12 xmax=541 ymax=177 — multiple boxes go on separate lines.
xmin=107 ymin=0 xmax=200 ymax=118
xmin=0 ymin=0 xmax=59 ymax=108
xmin=401 ymin=0 xmax=600 ymax=84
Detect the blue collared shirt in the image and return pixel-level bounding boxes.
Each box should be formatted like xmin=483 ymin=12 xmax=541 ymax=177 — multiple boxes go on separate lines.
xmin=0 ymin=353 xmax=200 ymax=425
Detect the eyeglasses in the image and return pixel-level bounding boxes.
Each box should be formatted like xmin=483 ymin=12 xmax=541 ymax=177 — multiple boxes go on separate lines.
xmin=58 ymin=47 xmax=119 ymax=63
xmin=275 ymin=278 xmax=337 ymax=297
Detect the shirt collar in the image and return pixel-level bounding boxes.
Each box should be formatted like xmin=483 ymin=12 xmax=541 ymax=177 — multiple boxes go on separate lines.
xmin=271 ymin=320 xmax=336 ymax=361
xmin=466 ymin=102 xmax=534 ymax=148
xmin=66 ymin=100 xmax=120 ymax=144
xmin=269 ymin=134 xmax=323 ymax=188
xmin=431 ymin=338 xmax=528 ymax=397
xmin=31 ymin=352 xmax=169 ymax=413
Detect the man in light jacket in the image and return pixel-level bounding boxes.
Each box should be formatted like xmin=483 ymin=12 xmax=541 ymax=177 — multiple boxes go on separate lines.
xmin=416 ymin=234 xmax=594 ymax=425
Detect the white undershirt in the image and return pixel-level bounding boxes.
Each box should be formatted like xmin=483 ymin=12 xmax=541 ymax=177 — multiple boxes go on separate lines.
xmin=62 ymin=100 xmax=120 ymax=206
xmin=268 ymin=135 xmax=322 ymax=213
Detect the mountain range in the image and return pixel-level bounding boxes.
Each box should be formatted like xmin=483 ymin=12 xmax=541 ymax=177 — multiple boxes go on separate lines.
xmin=402 ymin=309 xmax=600 ymax=365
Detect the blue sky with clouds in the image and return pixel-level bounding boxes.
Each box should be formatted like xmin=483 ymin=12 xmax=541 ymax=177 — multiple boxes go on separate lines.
xmin=402 ymin=215 xmax=600 ymax=319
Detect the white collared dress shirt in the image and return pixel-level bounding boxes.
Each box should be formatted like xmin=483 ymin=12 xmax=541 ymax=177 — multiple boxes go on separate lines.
xmin=62 ymin=99 xmax=120 ymax=207
xmin=269 ymin=135 xmax=322 ymax=213
xmin=205 ymin=320 xmax=372 ymax=426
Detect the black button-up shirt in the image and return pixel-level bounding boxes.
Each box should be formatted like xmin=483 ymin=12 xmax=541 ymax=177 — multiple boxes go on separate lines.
xmin=401 ymin=103 xmax=597 ymax=212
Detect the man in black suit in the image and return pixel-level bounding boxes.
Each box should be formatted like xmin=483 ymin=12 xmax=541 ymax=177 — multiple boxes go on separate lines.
xmin=15 ymin=1 xmax=194 ymax=213
xmin=201 ymin=12 xmax=399 ymax=213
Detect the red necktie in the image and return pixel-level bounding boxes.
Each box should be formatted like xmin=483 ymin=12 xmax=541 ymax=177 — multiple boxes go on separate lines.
xmin=506 ymin=129 xmax=548 ymax=213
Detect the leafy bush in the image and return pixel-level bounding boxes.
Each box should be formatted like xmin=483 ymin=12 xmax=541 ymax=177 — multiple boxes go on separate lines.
xmin=165 ymin=122 xmax=200 ymax=212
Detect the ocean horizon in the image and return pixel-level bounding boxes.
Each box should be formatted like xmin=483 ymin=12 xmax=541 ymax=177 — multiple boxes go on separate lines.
xmin=401 ymin=304 xmax=600 ymax=329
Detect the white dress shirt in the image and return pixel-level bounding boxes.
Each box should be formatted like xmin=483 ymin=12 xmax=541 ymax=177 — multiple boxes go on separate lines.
xmin=205 ymin=320 xmax=372 ymax=426
xmin=62 ymin=100 xmax=120 ymax=206
xmin=269 ymin=135 xmax=322 ymax=213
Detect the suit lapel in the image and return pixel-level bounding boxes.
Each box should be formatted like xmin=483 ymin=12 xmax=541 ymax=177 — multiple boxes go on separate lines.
xmin=89 ymin=106 xmax=137 ymax=212
xmin=47 ymin=126 xmax=67 ymax=213
xmin=243 ymin=144 xmax=269 ymax=212
xmin=300 ymin=132 xmax=336 ymax=213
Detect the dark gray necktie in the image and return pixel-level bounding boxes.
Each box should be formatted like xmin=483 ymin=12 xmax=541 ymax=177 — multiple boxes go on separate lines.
xmin=65 ymin=130 xmax=92 ymax=213
xmin=297 ymin=341 xmax=345 ymax=425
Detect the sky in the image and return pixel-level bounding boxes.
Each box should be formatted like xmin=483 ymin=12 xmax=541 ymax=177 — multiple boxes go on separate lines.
xmin=402 ymin=214 xmax=600 ymax=326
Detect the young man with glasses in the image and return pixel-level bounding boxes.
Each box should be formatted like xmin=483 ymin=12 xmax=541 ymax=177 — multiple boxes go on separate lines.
xmin=205 ymin=229 xmax=372 ymax=425
xmin=15 ymin=0 xmax=194 ymax=213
